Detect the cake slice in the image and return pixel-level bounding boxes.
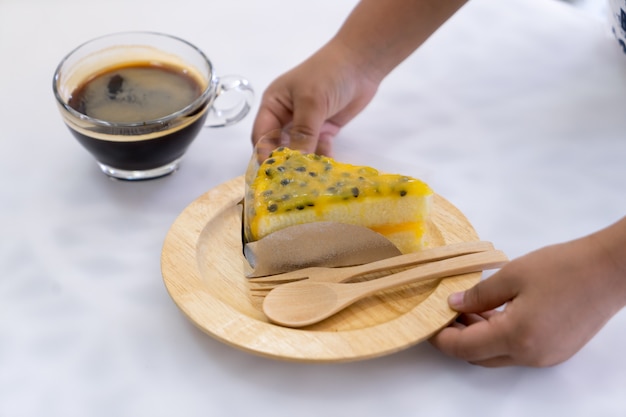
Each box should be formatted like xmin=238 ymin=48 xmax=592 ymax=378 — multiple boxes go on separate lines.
xmin=243 ymin=147 xmax=433 ymax=254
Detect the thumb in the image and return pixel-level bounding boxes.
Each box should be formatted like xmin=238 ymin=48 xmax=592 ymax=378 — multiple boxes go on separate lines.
xmin=448 ymin=270 xmax=518 ymax=314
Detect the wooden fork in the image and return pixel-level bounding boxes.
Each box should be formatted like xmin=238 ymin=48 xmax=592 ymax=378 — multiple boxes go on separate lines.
xmin=248 ymin=240 xmax=495 ymax=294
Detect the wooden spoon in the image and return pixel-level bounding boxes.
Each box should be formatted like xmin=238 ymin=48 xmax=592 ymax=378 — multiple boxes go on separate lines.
xmin=263 ymin=250 xmax=508 ymax=327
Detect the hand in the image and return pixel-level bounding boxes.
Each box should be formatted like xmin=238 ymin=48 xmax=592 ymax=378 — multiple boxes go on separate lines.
xmin=250 ymin=0 xmax=468 ymax=155
xmin=430 ymin=226 xmax=626 ymax=367
xmin=251 ymin=42 xmax=381 ymax=155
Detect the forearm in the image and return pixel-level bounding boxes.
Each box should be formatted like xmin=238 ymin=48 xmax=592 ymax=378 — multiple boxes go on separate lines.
xmin=331 ymin=0 xmax=467 ymax=82
xmin=590 ymin=216 xmax=626 ymax=309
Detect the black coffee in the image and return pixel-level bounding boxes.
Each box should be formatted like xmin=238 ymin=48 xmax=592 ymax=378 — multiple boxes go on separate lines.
xmin=66 ymin=61 xmax=208 ymax=171
xmin=69 ymin=62 xmax=203 ymax=122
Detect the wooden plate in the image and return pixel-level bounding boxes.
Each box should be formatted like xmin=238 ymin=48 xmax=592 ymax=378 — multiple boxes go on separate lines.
xmin=161 ymin=176 xmax=480 ymax=362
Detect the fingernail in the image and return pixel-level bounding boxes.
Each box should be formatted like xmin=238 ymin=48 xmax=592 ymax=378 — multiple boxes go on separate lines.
xmin=448 ymin=291 xmax=464 ymax=308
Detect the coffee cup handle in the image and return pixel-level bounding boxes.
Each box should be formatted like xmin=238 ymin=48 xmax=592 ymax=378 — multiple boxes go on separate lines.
xmin=204 ymin=75 xmax=254 ymax=128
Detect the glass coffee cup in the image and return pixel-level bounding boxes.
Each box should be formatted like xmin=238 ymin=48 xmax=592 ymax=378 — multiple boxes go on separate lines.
xmin=53 ymin=31 xmax=254 ymax=180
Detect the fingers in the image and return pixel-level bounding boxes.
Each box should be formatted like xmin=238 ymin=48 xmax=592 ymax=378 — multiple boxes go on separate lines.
xmin=449 ymin=267 xmax=520 ymax=314
xmin=251 ymin=95 xmax=337 ymax=156
xmin=454 ymin=311 xmax=497 ymax=326
xmin=316 ymin=131 xmax=336 ymax=157
xmin=287 ymin=94 xmax=329 ymax=154
xmin=430 ymin=315 xmax=510 ymax=364
xmin=251 ymin=101 xmax=286 ymax=147
xmin=470 ymin=356 xmax=516 ymax=368
xmin=430 ymin=268 xmax=520 ymax=366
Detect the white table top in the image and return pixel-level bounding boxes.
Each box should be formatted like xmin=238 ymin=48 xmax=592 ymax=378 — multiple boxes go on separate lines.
xmin=1 ymin=0 xmax=625 ymax=415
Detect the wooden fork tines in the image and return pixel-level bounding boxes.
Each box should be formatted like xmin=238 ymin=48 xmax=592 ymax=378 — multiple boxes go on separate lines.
xmin=247 ymin=240 xmax=495 ymax=295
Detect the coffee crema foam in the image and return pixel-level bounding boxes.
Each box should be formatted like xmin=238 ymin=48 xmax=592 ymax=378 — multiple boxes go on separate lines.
xmin=69 ymin=63 xmax=203 ymax=123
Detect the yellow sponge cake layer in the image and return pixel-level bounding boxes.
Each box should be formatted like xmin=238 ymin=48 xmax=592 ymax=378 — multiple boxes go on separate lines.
xmin=244 ymin=147 xmax=433 ymax=253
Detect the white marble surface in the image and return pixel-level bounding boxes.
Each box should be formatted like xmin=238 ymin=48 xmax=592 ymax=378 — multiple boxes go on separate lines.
xmin=1 ymin=0 xmax=626 ymax=416
xmin=566 ymin=0 xmax=609 ymax=19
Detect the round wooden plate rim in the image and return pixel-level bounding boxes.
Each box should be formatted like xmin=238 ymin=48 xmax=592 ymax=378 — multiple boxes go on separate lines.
xmin=161 ymin=176 xmax=480 ymax=362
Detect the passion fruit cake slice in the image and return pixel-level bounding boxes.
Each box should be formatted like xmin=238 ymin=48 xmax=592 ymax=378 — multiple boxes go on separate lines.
xmin=244 ymin=147 xmax=433 ymax=254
